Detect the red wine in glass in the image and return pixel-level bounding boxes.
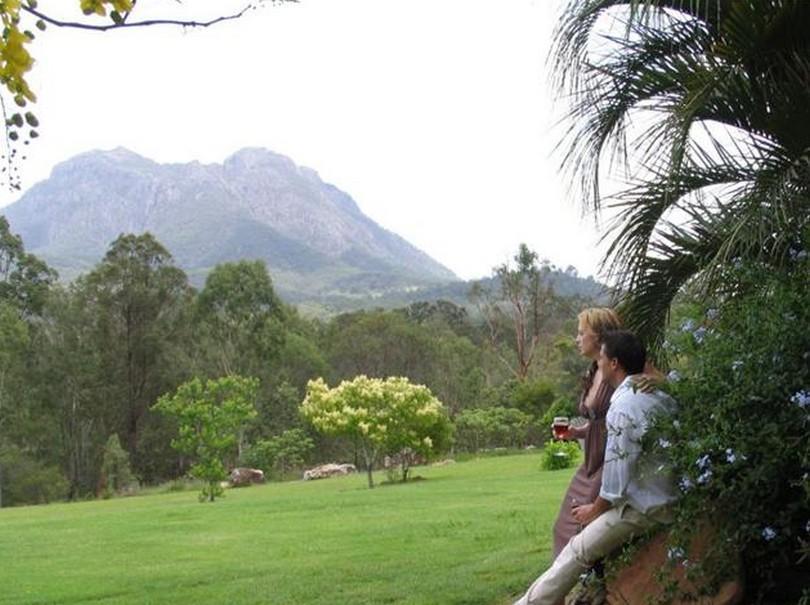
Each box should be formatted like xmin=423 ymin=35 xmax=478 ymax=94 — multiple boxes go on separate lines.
xmin=552 ymin=416 xmax=570 ymax=440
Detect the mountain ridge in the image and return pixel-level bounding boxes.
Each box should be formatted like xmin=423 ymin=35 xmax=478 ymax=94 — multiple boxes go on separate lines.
xmin=4 ymin=147 xmax=458 ymax=302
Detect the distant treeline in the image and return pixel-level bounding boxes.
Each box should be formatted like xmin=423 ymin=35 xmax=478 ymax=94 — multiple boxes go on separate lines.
xmin=0 ymin=219 xmax=597 ymax=507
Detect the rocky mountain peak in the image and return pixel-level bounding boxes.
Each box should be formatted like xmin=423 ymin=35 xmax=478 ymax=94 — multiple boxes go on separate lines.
xmin=3 ymin=147 xmax=458 ymax=302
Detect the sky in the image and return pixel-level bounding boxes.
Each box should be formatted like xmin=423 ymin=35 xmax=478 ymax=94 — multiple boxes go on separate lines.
xmin=2 ymin=0 xmax=610 ymax=281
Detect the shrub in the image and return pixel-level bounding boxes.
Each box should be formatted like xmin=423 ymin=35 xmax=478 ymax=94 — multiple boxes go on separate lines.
xmin=647 ymin=262 xmax=810 ymax=602
xmin=539 ymin=396 xmax=578 ymax=432
xmin=454 ymin=406 xmax=533 ymax=452
xmin=0 ymin=447 xmax=68 ymax=506
xmin=539 ymin=439 xmax=581 ymax=471
xmin=243 ymin=429 xmax=314 ymax=479
xmin=99 ymin=434 xmax=136 ymax=498
xmin=512 ymin=379 xmax=558 ymax=418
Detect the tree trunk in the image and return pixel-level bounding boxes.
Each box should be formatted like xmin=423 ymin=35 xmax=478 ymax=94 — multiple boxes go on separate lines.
xmin=361 ymin=443 xmax=375 ymax=489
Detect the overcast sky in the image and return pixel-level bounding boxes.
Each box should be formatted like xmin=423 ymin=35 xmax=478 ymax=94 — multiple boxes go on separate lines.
xmin=2 ymin=0 xmax=610 ymax=281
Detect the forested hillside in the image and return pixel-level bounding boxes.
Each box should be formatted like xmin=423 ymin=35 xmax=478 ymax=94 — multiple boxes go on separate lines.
xmin=0 ymin=220 xmax=599 ymax=507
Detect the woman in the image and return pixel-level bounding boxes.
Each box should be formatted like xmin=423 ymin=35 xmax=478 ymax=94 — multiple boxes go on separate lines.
xmin=551 ymin=307 xmax=622 ymax=557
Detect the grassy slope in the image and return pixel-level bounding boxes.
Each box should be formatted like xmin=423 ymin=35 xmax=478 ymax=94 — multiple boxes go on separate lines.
xmin=0 ymin=454 xmax=573 ymax=605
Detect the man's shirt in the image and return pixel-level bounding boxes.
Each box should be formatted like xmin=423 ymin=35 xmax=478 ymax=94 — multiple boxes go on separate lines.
xmin=599 ymin=376 xmax=678 ymax=514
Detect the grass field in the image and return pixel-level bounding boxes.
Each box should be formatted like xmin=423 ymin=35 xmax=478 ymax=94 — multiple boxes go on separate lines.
xmin=0 ymin=453 xmax=574 ymax=605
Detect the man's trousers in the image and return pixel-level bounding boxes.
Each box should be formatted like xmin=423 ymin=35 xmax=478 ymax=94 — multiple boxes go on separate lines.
xmin=512 ymin=504 xmax=671 ymax=605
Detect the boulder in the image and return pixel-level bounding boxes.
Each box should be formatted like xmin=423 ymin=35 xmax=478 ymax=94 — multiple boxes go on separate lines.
xmin=606 ymin=529 xmax=744 ymax=605
xmin=302 ymin=463 xmax=357 ymax=481
xmin=228 ymin=467 xmax=265 ymax=487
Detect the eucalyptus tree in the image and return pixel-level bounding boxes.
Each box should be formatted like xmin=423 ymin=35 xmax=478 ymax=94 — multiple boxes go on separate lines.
xmin=469 ymin=244 xmax=557 ymax=381
xmin=553 ymin=0 xmax=810 ymax=349
xmin=81 ymin=233 xmax=192 ymax=468
xmin=194 ymin=260 xmax=286 ymax=379
xmin=0 ymin=303 xmax=30 ymax=507
xmin=0 ymin=216 xmax=56 ymax=316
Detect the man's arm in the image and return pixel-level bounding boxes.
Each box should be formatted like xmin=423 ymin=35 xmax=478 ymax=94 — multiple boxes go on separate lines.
xmin=570 ymin=409 xmax=636 ymax=526
xmin=598 ymin=408 xmax=641 ymax=506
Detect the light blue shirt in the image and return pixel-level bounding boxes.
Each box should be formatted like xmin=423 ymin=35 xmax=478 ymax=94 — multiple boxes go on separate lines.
xmin=599 ymin=376 xmax=678 ymax=514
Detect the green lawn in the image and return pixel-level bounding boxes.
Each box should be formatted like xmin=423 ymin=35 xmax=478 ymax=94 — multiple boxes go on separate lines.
xmin=0 ymin=453 xmax=572 ymax=605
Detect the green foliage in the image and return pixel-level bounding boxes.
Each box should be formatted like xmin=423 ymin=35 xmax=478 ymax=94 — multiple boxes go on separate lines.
xmin=195 ymin=260 xmax=286 ymax=377
xmin=154 ymin=375 xmax=258 ymax=502
xmin=539 ymin=439 xmax=581 ymax=471
xmin=538 ymin=396 xmax=578 ymax=431
xmin=323 ymin=308 xmax=484 ymax=417
xmin=0 ymin=446 xmax=68 ymax=506
xmin=512 ymin=378 xmax=557 ymax=418
xmin=33 ymin=285 xmax=111 ymax=499
xmin=0 ymin=216 xmax=57 ymax=314
xmin=454 ymin=406 xmax=533 ymax=452
xmin=648 ymin=263 xmax=809 ymax=602
xmin=301 ymin=375 xmax=452 ymax=487
xmin=82 ymin=233 xmax=192 ymax=475
xmin=99 ymin=434 xmax=136 ymax=498
xmin=242 ymin=429 xmax=314 ymax=479
xmin=553 ymin=0 xmax=810 ymax=351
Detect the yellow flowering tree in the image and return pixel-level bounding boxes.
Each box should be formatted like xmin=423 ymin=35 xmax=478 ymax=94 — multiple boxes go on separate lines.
xmin=0 ymin=0 xmax=288 ymax=190
xmin=301 ymin=376 xmax=452 ymax=488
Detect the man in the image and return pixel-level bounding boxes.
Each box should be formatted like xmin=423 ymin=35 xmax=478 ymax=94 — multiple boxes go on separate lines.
xmin=513 ymin=330 xmax=677 ymax=605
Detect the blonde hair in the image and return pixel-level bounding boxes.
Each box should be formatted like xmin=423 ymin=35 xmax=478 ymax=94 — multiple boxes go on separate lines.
xmin=577 ymin=307 xmax=623 ymax=341
xmin=578 ymin=307 xmax=623 ymax=392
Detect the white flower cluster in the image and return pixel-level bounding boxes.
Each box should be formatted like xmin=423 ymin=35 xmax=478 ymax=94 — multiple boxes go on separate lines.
xmin=696 ymin=454 xmax=712 ymax=485
xmin=790 ymin=390 xmax=810 ymax=410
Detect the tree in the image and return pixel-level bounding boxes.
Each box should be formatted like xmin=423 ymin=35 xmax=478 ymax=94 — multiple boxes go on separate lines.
xmin=33 ymin=285 xmax=109 ymax=499
xmin=552 ymin=0 xmax=810 ymax=350
xmin=0 ymin=302 xmax=29 ymax=507
xmin=470 ymin=243 xmax=557 ymax=381
xmin=0 ymin=216 xmax=56 ymax=316
xmin=301 ymin=376 xmax=451 ymax=488
xmin=154 ymin=375 xmax=258 ymax=502
xmin=81 ymin=233 xmax=192 ymax=467
xmin=324 ymin=310 xmax=436 ymax=384
xmin=0 ymin=1 xmax=293 ymax=190
xmin=194 ymin=260 xmax=286 ymax=378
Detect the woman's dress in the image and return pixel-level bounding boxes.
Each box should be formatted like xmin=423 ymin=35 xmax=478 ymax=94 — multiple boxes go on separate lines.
xmin=551 ymin=379 xmax=614 ymax=557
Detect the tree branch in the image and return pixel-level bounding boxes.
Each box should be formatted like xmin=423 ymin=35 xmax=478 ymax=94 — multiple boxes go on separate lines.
xmin=22 ymin=2 xmax=291 ymax=32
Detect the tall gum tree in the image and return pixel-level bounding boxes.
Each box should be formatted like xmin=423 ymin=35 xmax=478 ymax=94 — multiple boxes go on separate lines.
xmin=81 ymin=233 xmax=191 ymax=468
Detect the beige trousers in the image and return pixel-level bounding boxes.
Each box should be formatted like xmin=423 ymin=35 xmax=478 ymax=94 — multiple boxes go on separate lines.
xmin=513 ymin=504 xmax=670 ymax=605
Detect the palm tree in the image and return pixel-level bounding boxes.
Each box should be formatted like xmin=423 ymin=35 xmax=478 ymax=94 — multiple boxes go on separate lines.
xmin=552 ymin=0 xmax=810 ymax=350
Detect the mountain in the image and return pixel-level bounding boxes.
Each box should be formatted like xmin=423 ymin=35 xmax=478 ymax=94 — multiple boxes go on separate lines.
xmin=3 ymin=147 xmax=458 ymax=302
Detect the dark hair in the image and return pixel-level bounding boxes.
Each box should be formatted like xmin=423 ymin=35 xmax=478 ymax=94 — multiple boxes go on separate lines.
xmin=601 ymin=330 xmax=646 ymax=375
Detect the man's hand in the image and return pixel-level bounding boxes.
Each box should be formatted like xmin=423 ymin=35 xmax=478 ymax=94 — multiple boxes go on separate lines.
xmin=571 ymin=497 xmax=612 ymax=526
xmin=571 ymin=503 xmax=598 ymax=526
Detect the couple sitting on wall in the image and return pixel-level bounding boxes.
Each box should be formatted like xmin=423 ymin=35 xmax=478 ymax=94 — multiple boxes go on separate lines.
xmin=513 ymin=329 xmax=678 ymax=605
